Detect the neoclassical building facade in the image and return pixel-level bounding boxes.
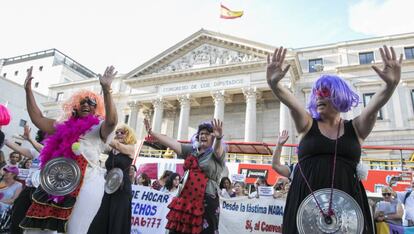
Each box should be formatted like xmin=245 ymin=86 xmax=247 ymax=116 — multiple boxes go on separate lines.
xmin=43 ymin=29 xmax=414 ymax=161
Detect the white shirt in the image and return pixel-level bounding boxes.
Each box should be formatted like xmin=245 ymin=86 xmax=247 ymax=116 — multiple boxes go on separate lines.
xmin=397 ymin=191 xmax=414 ymax=225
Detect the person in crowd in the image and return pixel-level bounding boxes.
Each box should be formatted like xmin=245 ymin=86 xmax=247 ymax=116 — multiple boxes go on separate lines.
xmin=374 ymin=186 xmax=403 ymax=225
xmin=144 ymin=118 xmax=226 ymax=234
xmin=273 ymin=177 xmax=290 ymax=199
xmin=271 ymin=130 xmax=291 ymax=178
xmin=21 ymin=158 xmax=33 ymax=169
xmin=231 ymin=181 xmax=246 ymax=198
xmin=6 ymin=125 xmax=44 ymax=234
xmin=5 ymin=125 xmax=43 ymax=163
xmin=88 ymin=124 xmax=137 ymax=234
xmin=0 ymin=166 xmax=22 ymax=213
xmin=0 ymin=151 xmax=6 ymax=169
xmin=129 ymin=165 xmax=138 ymax=185
xmin=136 ymin=172 xmax=151 ymax=186
xmin=249 ymin=176 xmax=270 ymax=198
xmin=152 ymin=170 xmax=173 ymax=190
xmin=0 ymin=104 xmax=10 ymax=149
xmin=267 ymin=46 xmax=402 ymax=233
xmin=161 ymin=172 xmax=181 ymax=196
xmin=20 ymin=65 xmax=118 ymax=233
xmin=7 ymin=151 xmax=22 ymax=168
xmin=219 ymin=177 xmax=234 ymax=198
xmin=395 ymin=180 xmax=414 ymax=226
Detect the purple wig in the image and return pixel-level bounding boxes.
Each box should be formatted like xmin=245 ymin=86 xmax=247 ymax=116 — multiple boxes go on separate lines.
xmin=190 ymin=121 xmax=227 ymax=154
xmin=191 ymin=122 xmax=214 ymax=151
xmin=307 ymin=75 xmax=359 ymax=119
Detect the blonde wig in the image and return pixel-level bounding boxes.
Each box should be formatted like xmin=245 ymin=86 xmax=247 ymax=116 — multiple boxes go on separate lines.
xmin=116 ymin=124 xmax=137 ymax=145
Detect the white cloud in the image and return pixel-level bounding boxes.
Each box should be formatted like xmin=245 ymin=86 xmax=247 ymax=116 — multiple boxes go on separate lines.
xmin=349 ymin=0 xmax=414 ymax=36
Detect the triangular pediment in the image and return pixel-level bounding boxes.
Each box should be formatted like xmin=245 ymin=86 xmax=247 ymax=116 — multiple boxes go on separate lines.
xmin=149 ymin=44 xmax=262 ymax=75
xmin=125 ymin=29 xmax=275 ymax=78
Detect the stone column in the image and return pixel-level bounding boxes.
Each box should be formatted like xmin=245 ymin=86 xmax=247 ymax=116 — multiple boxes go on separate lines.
xmin=151 ymin=97 xmax=164 ymax=133
xmin=279 ymin=102 xmax=290 ymax=159
xmin=391 ymin=87 xmax=404 ymax=128
xmin=127 ymin=101 xmax=140 ymax=132
xmin=279 ymin=102 xmax=289 ymax=134
xmin=243 ymin=87 xmax=257 ymax=142
xmin=177 ymin=94 xmax=191 ymax=140
xmin=212 ymin=90 xmax=225 ymax=121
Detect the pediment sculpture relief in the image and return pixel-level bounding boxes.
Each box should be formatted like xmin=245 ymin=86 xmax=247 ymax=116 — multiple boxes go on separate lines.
xmin=150 ymin=44 xmax=261 ymax=74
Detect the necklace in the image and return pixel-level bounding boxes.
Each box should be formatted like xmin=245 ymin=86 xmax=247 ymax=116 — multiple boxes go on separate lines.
xmin=297 ymin=119 xmax=341 ymax=221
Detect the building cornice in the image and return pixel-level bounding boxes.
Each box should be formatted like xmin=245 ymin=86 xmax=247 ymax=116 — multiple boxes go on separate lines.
xmin=295 ymin=32 xmax=414 ymax=52
xmin=125 ymin=60 xmax=268 ymax=87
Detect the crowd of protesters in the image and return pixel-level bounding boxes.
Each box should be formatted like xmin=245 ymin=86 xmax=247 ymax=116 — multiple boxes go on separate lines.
xmin=0 ymin=44 xmax=408 ymax=234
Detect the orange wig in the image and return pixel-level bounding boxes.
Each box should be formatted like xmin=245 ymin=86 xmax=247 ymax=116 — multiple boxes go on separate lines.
xmin=62 ymin=90 xmax=105 ymax=120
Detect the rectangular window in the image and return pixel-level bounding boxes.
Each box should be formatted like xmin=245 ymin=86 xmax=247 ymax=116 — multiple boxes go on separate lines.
xmin=405 ymin=47 xmax=414 ymax=60
xmin=14 ymin=70 xmax=18 ymax=76
xmin=411 ymin=89 xmax=414 ymax=112
xmin=56 ymin=92 xmax=64 ymax=101
xmin=363 ymin=93 xmax=383 ymax=120
xmin=309 ymin=58 xmax=323 ymax=73
xmin=359 ymin=52 xmax=375 ymax=64
xmin=39 ymin=66 xmax=44 ymax=71
xmin=2 ymin=73 xmax=6 ymax=77
xmin=34 ymin=82 xmax=39 ymax=88
xmin=124 ymin=114 xmax=130 ymax=124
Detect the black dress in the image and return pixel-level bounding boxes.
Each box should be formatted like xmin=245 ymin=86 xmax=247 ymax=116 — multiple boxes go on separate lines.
xmin=88 ymin=150 xmax=132 ymax=234
xmin=283 ymin=119 xmax=374 ymax=234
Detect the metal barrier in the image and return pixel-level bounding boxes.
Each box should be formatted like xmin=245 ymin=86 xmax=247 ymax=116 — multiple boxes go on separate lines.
xmin=137 ymin=144 xmax=414 ymax=170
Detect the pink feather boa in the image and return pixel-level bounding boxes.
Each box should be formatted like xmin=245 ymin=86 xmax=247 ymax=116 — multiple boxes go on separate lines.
xmin=40 ymin=115 xmax=100 ymax=167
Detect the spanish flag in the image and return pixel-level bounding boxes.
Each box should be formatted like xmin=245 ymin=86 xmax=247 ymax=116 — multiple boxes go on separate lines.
xmin=220 ymin=4 xmax=243 ymax=19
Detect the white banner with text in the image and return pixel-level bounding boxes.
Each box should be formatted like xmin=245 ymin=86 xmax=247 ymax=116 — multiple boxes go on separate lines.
xmin=131 ymin=185 xmax=173 ymax=234
xmin=219 ymin=196 xmax=284 ymax=234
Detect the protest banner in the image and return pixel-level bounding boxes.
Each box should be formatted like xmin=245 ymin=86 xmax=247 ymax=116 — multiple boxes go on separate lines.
xmin=257 ymin=186 xmax=274 ymax=197
xmin=219 ymin=196 xmax=284 ymax=234
xmin=376 ymin=221 xmax=414 ymax=234
xmin=231 ymin=173 xmax=246 ymax=182
xmin=131 ymin=185 xmax=173 ymax=234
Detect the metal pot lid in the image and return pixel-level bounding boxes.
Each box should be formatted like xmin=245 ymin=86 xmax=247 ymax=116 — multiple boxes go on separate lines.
xmin=40 ymin=157 xmax=81 ymax=196
xmin=104 ymin=168 xmax=124 ymax=194
xmin=31 ymin=170 xmax=41 ymax=188
xmin=297 ymin=188 xmax=364 ymax=234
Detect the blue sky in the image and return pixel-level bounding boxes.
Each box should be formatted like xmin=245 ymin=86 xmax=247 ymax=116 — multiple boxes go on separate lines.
xmin=0 ymin=0 xmax=413 ymax=73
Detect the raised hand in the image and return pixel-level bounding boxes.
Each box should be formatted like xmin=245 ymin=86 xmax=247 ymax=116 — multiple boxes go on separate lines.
xmin=21 ymin=125 xmax=31 ymax=140
xmin=372 ymin=45 xmax=402 ymax=86
xmin=211 ymin=119 xmax=223 ymax=138
xmin=143 ymin=118 xmax=152 ymax=135
xmin=24 ymin=66 xmax=34 ymax=90
xmin=99 ymin=66 xmax=117 ymax=90
xmin=109 ymin=139 xmax=120 ymax=148
xmin=277 ymin=130 xmax=289 ymax=145
xmin=266 ymin=47 xmax=291 ymax=90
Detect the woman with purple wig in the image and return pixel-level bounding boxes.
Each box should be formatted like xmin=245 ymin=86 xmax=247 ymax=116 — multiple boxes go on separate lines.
xmin=144 ymin=118 xmax=226 ymax=234
xmin=266 ymin=46 xmax=402 ymax=233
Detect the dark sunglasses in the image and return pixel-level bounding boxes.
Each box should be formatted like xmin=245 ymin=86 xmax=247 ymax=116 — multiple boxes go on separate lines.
xmin=115 ymin=130 xmax=126 ymax=135
xmin=80 ymin=97 xmax=97 ymax=107
xmin=382 ymin=193 xmax=392 ymax=197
